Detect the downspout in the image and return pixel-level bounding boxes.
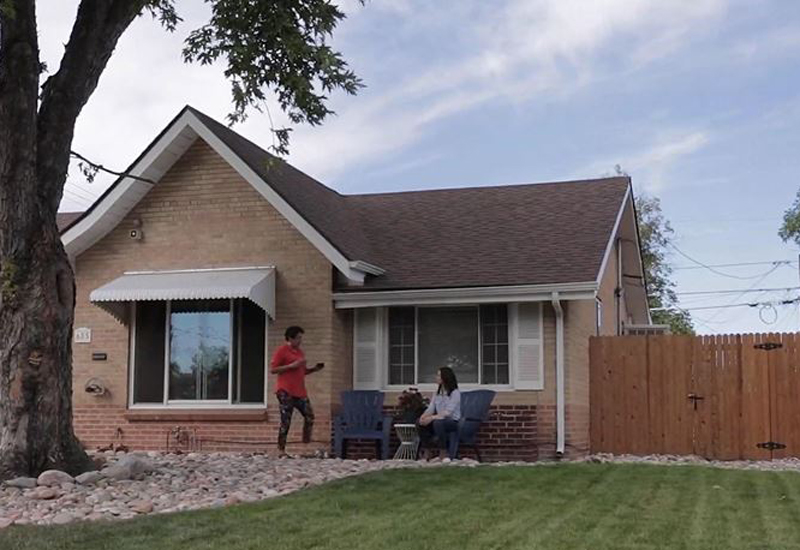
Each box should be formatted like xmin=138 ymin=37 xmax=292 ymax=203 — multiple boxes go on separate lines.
xmin=551 ymin=292 xmax=565 ymax=457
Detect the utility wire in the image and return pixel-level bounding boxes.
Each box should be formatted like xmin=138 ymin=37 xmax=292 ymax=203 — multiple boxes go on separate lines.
xmin=64 ymin=182 xmax=97 ymax=202
xmin=656 ymin=296 xmax=800 ymax=312
xmin=671 ymin=286 xmax=800 ymax=296
xmin=703 ymin=263 xmax=783 ymax=323
xmin=674 ymin=260 xmax=796 ymax=271
xmin=669 ymin=243 xmax=790 ymax=280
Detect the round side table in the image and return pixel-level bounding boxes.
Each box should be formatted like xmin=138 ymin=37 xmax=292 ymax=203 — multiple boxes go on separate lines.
xmin=393 ymin=423 xmax=420 ymax=460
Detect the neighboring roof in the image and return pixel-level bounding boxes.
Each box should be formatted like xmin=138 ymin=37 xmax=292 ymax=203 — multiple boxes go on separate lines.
xmin=57 ymin=212 xmax=83 ymax=231
xmin=60 ymin=106 xmax=633 ymax=292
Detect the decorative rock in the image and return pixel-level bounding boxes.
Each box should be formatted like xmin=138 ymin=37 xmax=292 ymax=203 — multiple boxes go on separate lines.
xmin=76 ymin=471 xmax=104 ymax=485
xmin=0 ymin=517 xmax=13 ymax=529
xmin=51 ymin=512 xmax=76 ymax=525
xmin=37 ymin=470 xmax=74 ymax=486
xmin=0 ymin=451 xmax=537 ymax=529
xmin=29 ymin=487 xmax=58 ymax=500
xmin=117 ymin=455 xmax=155 ymax=476
xmin=129 ymin=500 xmax=154 ymax=514
xmin=5 ymin=477 xmax=38 ymax=489
xmin=101 ymin=465 xmax=132 ymax=481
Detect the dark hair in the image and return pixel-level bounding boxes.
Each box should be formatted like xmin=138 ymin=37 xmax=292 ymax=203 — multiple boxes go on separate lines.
xmin=437 ymin=367 xmax=458 ymax=396
xmin=284 ymin=326 xmax=305 ymax=340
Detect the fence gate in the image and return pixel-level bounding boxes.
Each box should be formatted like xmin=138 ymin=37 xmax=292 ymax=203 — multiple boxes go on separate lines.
xmin=589 ymin=333 xmax=800 ymax=460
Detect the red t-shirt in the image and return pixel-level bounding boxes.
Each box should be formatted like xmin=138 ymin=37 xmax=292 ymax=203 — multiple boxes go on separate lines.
xmin=270 ymin=343 xmax=307 ymax=398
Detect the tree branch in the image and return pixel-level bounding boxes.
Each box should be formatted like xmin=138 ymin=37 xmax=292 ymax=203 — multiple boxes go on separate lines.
xmin=35 ymin=0 xmax=150 ymax=211
xmin=69 ymin=150 xmax=155 ymax=185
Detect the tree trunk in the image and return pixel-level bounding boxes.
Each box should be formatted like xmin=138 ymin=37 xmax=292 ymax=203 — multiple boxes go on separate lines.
xmin=0 ymin=0 xmax=146 ymax=479
xmin=0 ymin=0 xmax=90 ymax=479
xmin=0 ymin=209 xmax=92 ymax=478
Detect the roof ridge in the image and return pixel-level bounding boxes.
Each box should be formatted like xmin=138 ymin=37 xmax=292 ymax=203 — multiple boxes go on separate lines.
xmin=343 ymin=176 xmax=630 ymax=199
xmin=185 ymin=106 xmax=347 ymax=200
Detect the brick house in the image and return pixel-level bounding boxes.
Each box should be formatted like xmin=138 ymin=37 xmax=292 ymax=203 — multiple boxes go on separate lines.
xmin=57 ymin=106 xmax=650 ymax=461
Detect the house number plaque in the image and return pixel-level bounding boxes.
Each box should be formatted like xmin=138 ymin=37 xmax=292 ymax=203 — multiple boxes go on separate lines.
xmin=74 ymin=327 xmax=92 ymax=344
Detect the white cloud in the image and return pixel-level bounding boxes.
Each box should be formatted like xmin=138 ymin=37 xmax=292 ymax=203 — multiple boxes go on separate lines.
xmin=288 ymin=0 xmax=729 ymax=184
xmin=39 ymin=0 xmax=729 ymax=208
xmin=733 ymin=25 xmax=800 ymax=61
xmin=577 ymin=129 xmax=711 ymax=192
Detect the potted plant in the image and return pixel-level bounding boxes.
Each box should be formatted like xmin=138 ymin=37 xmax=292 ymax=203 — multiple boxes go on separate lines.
xmin=395 ymin=387 xmax=429 ymax=425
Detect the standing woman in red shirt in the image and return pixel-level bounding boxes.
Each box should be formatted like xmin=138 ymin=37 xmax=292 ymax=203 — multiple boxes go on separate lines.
xmin=270 ymin=326 xmax=324 ymax=457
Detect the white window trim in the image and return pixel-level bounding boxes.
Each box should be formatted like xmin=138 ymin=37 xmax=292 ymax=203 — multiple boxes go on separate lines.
xmin=382 ymin=304 xmax=515 ymax=391
xmin=128 ymin=299 xmax=269 ymax=409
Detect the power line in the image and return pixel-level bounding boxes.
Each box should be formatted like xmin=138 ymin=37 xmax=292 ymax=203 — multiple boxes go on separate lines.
xmin=672 ymin=286 xmax=800 ymax=296
xmin=674 ymin=260 xmax=796 ymax=271
xmin=654 ymin=296 xmax=800 ymax=312
xmin=669 ymin=244 xmax=790 ymax=280
xmin=64 ymin=182 xmax=97 ymax=202
xmin=62 ymin=189 xmax=92 ymax=208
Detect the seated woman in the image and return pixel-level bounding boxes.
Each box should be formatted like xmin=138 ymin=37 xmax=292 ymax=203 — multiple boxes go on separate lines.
xmin=418 ymin=367 xmax=461 ymax=459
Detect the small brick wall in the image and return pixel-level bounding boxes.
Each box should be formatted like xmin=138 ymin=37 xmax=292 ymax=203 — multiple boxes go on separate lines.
xmin=74 ymin=403 xmax=539 ymax=462
xmin=333 ymin=405 xmax=538 ymax=462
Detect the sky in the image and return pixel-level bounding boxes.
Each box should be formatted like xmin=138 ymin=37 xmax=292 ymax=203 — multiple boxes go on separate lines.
xmin=40 ymin=0 xmax=800 ymax=335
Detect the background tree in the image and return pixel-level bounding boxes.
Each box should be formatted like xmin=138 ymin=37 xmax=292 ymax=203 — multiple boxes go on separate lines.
xmin=779 ymin=190 xmax=800 ymax=247
xmin=636 ymin=194 xmax=695 ymax=334
xmin=0 ymin=0 xmax=363 ymax=479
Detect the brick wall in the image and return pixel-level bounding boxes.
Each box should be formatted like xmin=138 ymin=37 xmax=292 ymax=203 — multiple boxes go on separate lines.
xmin=72 ymin=138 xmax=341 ymax=455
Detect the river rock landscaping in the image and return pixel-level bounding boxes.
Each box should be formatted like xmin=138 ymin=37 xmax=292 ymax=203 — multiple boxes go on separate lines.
xmin=0 ymin=451 xmax=478 ymax=527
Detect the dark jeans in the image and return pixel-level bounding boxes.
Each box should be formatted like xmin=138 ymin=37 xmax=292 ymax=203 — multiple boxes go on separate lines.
xmin=417 ymin=418 xmax=459 ymax=459
xmin=276 ymin=390 xmax=315 ymax=451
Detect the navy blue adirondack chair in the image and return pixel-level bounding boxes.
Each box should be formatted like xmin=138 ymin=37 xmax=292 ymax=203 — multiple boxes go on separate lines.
xmin=447 ymin=390 xmax=496 ymax=461
xmin=333 ymin=390 xmax=392 ymax=460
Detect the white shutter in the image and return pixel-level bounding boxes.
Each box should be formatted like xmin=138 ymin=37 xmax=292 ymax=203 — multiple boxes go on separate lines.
xmin=511 ymin=302 xmax=543 ymax=390
xmin=353 ymin=308 xmax=381 ymax=390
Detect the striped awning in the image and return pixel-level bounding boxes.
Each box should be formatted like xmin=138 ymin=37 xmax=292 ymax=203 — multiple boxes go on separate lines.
xmin=90 ymin=267 xmax=275 ymax=323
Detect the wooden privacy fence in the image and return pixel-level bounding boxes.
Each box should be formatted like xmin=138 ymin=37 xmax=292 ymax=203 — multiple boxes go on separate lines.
xmin=590 ymin=333 xmax=800 ymax=460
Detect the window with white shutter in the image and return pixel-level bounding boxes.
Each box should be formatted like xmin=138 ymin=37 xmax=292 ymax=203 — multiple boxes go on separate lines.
xmin=353 ymin=308 xmax=382 ymax=389
xmin=510 ymin=302 xmax=543 ymax=390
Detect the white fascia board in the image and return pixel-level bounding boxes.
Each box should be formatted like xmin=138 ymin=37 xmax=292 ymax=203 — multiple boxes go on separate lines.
xmin=62 ymin=112 xmax=199 ymax=258
xmin=333 ymin=282 xmax=597 ymax=309
xmin=596 ymin=184 xmax=631 ymax=288
xmin=349 ymin=260 xmax=385 ymax=276
xmin=184 ymin=112 xmax=368 ymax=284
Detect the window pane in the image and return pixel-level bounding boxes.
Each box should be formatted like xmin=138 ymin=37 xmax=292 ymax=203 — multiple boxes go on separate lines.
xmin=418 ymin=307 xmax=479 ymax=384
xmin=497 ymin=345 xmax=509 ymax=364
xmin=389 ymin=307 xmax=415 ymax=385
xmin=169 ymin=300 xmax=230 ymax=400
xmin=237 ymin=299 xmax=266 ymax=403
xmin=480 ymin=304 xmax=510 ymax=385
xmin=496 ymin=364 xmax=509 ymax=385
xmin=133 ymin=302 xmax=166 ymax=403
xmin=483 ymin=365 xmax=497 ymax=385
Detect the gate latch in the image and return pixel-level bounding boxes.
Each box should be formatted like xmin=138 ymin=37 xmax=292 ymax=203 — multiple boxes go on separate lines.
xmin=754 ymin=342 xmax=783 ymax=351
xmin=687 ymin=393 xmax=705 ymax=410
xmin=756 ymin=441 xmax=786 ymax=451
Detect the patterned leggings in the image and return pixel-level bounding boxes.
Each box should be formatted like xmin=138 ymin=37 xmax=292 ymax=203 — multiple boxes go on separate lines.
xmin=277 ymin=390 xmax=315 ymax=451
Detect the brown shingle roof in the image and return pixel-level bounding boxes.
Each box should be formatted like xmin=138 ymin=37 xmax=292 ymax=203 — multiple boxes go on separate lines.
xmin=192 ymin=107 xmax=630 ymax=290
xmin=344 ymin=178 xmax=629 ymax=290
xmin=63 ymin=106 xmax=630 ymax=292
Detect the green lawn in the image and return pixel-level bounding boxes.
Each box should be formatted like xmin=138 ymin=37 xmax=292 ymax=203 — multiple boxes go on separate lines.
xmin=3 ymin=462 xmax=800 ymax=550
